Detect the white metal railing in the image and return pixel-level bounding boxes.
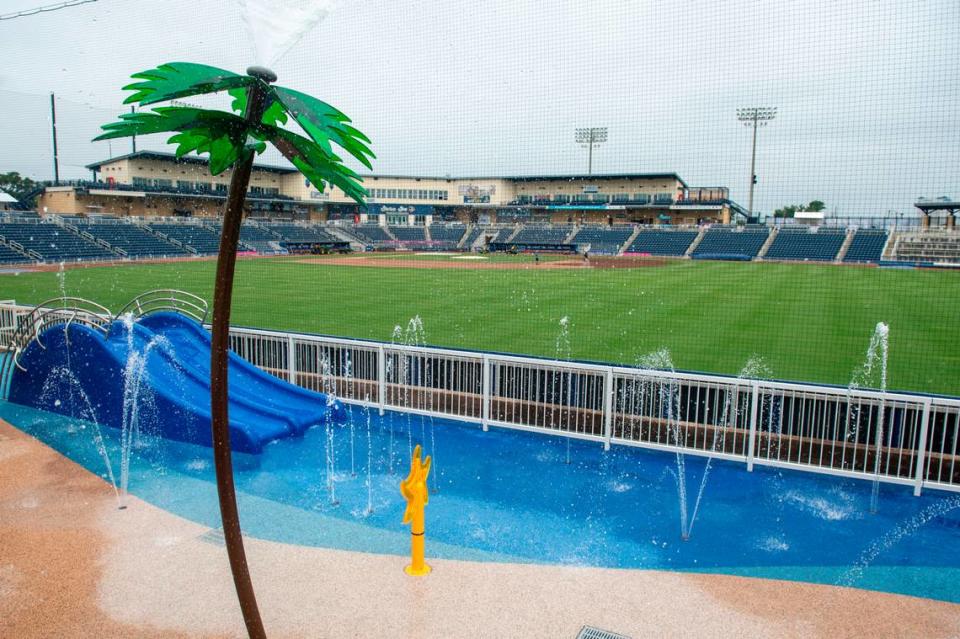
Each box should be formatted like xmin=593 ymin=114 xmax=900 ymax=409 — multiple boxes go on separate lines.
xmin=1 ymin=300 xmax=958 ymax=495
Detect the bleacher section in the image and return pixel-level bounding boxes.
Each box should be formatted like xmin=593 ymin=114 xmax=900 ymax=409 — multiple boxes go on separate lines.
xmin=231 ymin=224 xmax=278 ymax=253
xmin=692 ymin=227 xmax=769 ymax=261
xmin=462 ymin=226 xmax=510 ymax=249
xmin=511 ymin=225 xmax=572 ymax=244
xmin=570 ymin=226 xmax=635 ymax=255
xmin=148 ymin=223 xmax=222 ymax=254
xmin=0 ymin=216 xmax=943 ymax=267
xmin=626 ymin=229 xmax=699 ymax=256
xmin=352 ymin=225 xmax=394 ymax=244
xmin=389 ymin=226 xmax=426 ymax=242
xmin=892 ymin=232 xmax=960 ymax=264
xmin=843 ymin=229 xmax=888 ymax=263
xmin=0 ymin=243 xmax=29 ymax=263
xmin=265 ymin=223 xmax=336 ymax=243
xmin=764 ymin=227 xmax=846 ymax=262
xmin=429 ymin=225 xmax=466 ymax=247
xmin=79 ymin=221 xmax=188 ymax=258
xmin=0 ymin=222 xmax=116 ymax=262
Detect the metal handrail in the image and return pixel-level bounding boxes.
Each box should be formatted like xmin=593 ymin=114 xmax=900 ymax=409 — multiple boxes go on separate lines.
xmin=113 ymin=289 xmax=209 ymax=324
xmin=0 ymin=297 xmax=112 ymax=397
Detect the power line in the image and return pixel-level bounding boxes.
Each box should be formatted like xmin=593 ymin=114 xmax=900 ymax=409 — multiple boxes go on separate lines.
xmin=0 ymin=0 xmax=98 ymax=21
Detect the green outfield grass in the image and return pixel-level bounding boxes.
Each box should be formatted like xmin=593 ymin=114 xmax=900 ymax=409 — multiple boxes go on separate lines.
xmin=3 ymin=255 xmax=959 ymax=395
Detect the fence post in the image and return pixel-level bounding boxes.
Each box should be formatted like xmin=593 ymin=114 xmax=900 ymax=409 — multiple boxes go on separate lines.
xmin=913 ymin=399 xmax=932 ymax=497
xmin=286 ymin=334 xmax=296 ymax=385
xmin=603 ymin=368 xmax=614 ymax=451
xmin=377 ymin=344 xmax=386 ymax=416
xmin=747 ymin=382 xmax=759 ymax=471
xmin=481 ymin=355 xmax=490 ymax=432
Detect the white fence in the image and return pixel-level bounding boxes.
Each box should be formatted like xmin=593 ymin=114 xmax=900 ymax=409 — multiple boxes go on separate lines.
xmin=1 ymin=300 xmax=959 ymax=495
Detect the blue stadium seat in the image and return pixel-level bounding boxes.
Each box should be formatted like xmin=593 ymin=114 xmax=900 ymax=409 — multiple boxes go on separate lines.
xmin=692 ymin=227 xmax=769 ymax=260
xmin=429 ymin=224 xmax=466 ymax=248
xmin=0 ymin=242 xmax=30 ymax=263
xmin=147 ymin=223 xmax=222 ymax=254
xmin=511 ymin=225 xmax=573 ymax=244
xmin=351 ymin=225 xmax=393 ymax=244
xmin=570 ymin=226 xmax=634 ymax=255
xmin=389 ymin=226 xmax=426 ymax=242
xmin=843 ymin=230 xmax=887 ymax=263
xmin=0 ymin=221 xmax=116 ymax=262
xmin=78 ymin=221 xmax=188 ymax=258
xmin=626 ymin=229 xmax=698 ymax=256
xmin=765 ymin=227 xmax=845 ymax=261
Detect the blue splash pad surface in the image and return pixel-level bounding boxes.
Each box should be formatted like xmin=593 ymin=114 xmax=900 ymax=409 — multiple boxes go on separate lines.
xmin=1 ymin=399 xmax=958 ymax=603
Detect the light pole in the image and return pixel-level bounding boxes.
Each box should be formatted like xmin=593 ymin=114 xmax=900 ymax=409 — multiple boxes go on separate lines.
xmin=737 ymin=107 xmax=776 ymax=218
xmin=575 ymin=127 xmax=608 ymax=175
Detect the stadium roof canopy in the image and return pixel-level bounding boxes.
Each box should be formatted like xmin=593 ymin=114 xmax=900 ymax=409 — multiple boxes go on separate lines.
xmin=504 ymin=173 xmax=687 ymax=186
xmin=86 ymin=152 xmax=688 ymax=185
xmin=86 ymin=151 xmax=298 ymax=174
xmin=0 ymin=190 xmax=17 ymax=204
xmin=914 ymin=197 xmax=960 ymax=212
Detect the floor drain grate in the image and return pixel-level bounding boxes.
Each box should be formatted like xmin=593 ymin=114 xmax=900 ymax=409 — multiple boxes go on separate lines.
xmin=576 ymin=626 xmax=631 ymax=639
xmin=198 ymin=527 xmax=225 ymax=546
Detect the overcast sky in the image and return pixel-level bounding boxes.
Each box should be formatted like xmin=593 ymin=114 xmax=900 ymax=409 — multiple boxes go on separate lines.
xmin=1 ymin=0 xmax=958 ymax=216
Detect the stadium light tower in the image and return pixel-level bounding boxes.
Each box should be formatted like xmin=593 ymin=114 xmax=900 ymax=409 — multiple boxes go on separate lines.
xmin=737 ymin=107 xmax=777 ymax=217
xmin=575 ymin=127 xmax=608 ymax=175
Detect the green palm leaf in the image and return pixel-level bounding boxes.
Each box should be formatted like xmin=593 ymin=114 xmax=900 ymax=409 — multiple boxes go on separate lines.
xmin=229 ymin=88 xmax=289 ymax=126
xmin=97 ymin=63 xmax=373 ymax=202
xmin=95 ymin=107 xmax=249 ymax=175
xmin=123 ymin=62 xmax=255 ymax=106
xmin=271 ymin=86 xmax=375 ymax=169
xmin=267 ymin=126 xmax=367 ymax=204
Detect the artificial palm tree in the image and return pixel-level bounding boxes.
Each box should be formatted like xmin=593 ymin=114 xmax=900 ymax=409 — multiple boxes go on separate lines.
xmin=96 ymin=62 xmax=374 ymax=638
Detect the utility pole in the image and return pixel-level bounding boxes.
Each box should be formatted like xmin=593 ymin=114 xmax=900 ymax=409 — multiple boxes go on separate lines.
xmin=50 ymin=93 xmax=60 ymax=185
xmin=575 ymin=127 xmax=608 ymax=176
xmin=131 ymin=105 xmax=137 ymax=153
xmin=737 ymin=107 xmax=776 ymax=218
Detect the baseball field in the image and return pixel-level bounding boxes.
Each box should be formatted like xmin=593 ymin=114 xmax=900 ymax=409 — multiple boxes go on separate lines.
xmin=3 ymin=252 xmax=958 ymax=395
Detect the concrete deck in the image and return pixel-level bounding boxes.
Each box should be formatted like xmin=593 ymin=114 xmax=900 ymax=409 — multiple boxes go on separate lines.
xmin=1 ymin=418 xmax=958 ymax=639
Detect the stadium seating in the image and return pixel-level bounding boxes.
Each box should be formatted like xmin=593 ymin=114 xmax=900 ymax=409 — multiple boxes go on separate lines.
xmin=147 ymin=223 xmax=222 ymax=254
xmin=429 ymin=224 xmax=466 ymax=245
xmin=264 ymin=223 xmax=336 ymax=244
xmin=891 ymin=231 xmax=960 ymax=264
xmin=78 ymin=221 xmax=188 ymax=258
xmin=352 ymin=225 xmax=394 ymax=244
xmin=461 ymin=226 xmax=507 ymax=248
xmin=511 ymin=225 xmax=573 ymax=244
xmin=0 ymin=243 xmax=29 ymax=263
xmin=0 ymin=215 xmax=912 ymax=267
xmin=0 ymin=221 xmax=116 ymax=262
xmin=389 ymin=226 xmax=426 ymax=242
xmin=570 ymin=226 xmax=635 ymax=255
xmin=692 ymin=227 xmax=769 ymax=260
xmin=843 ymin=229 xmax=888 ymax=263
xmin=764 ymin=227 xmax=846 ymax=262
xmin=625 ymin=229 xmax=699 ymax=256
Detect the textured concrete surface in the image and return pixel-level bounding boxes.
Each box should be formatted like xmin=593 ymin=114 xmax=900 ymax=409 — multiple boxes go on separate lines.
xmin=2 ymin=419 xmax=959 ymax=639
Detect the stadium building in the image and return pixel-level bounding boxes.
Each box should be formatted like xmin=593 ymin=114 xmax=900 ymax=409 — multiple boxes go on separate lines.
xmin=36 ymin=151 xmax=745 ymax=225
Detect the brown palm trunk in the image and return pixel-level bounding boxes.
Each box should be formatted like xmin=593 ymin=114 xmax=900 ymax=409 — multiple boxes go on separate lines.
xmin=209 ymin=67 xmax=275 ymax=639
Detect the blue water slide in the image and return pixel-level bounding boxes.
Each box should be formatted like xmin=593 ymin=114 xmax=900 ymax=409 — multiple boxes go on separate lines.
xmin=7 ymin=314 xmax=342 ymax=453
xmin=135 ymin=312 xmax=346 ymax=429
